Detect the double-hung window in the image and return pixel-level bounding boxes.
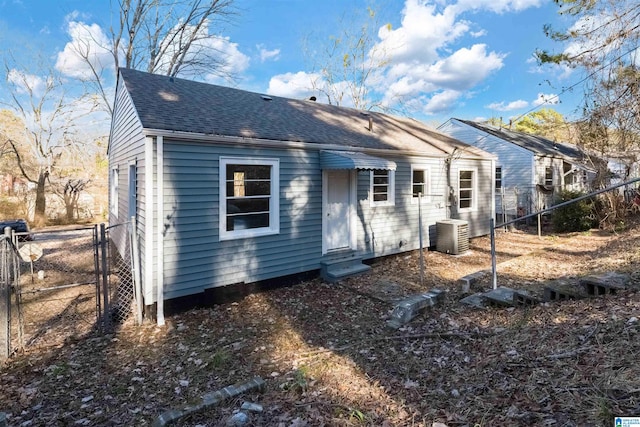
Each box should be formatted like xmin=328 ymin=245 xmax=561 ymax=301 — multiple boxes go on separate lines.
xmin=544 ymin=167 xmax=553 ymax=187
xmin=458 ymin=169 xmax=476 ymax=211
xmin=495 ymin=166 xmax=502 ymax=190
xmin=370 ymin=169 xmax=395 ymax=206
xmin=219 ymin=157 xmax=279 ymax=240
xmin=411 ymin=166 xmax=431 ymax=202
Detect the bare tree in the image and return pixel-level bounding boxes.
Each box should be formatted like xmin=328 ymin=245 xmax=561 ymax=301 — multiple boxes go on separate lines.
xmin=56 ymin=179 xmax=91 ymax=222
xmin=65 ymin=0 xmax=237 ymax=115
xmin=303 ymin=5 xmax=392 ymax=111
xmin=536 ymin=0 xmax=640 ymax=165
xmin=2 ymin=61 xmax=91 ymax=226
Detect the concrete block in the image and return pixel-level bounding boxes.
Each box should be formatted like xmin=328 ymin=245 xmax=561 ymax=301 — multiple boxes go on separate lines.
xmin=482 ymin=287 xmax=516 ymax=307
xmin=580 ymin=272 xmax=630 ymax=296
xmin=512 ymin=290 xmax=541 ymax=307
xmin=153 ymin=377 xmax=265 ymax=427
xmin=543 ymin=278 xmax=585 ymax=302
xmin=458 ymin=270 xmax=488 ymax=292
xmin=460 ymin=293 xmax=488 ymax=309
xmin=386 ymin=289 xmax=444 ymax=329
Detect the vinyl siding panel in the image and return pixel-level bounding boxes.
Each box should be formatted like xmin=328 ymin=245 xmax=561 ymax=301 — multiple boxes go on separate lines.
xmin=441 ymin=119 xmax=533 ymax=217
xmin=160 ymin=140 xmax=323 ymax=299
xmin=108 ymin=76 xmax=147 ymax=298
xmin=354 ymin=156 xmax=450 ymax=259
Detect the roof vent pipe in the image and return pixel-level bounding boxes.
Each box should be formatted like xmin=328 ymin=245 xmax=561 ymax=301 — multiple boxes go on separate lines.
xmin=368 ymin=116 xmax=373 ymax=132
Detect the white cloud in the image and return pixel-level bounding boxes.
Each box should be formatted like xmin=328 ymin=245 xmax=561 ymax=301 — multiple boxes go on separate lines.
xmin=453 ymin=0 xmax=543 ymax=14
xmin=267 ymin=71 xmax=319 ymax=99
xmin=363 ymin=0 xmax=540 ymax=114
xmin=257 ymin=44 xmax=280 ymax=62
xmin=55 ymin=20 xmax=113 ymax=80
xmin=486 ymin=99 xmax=529 ymax=111
xmin=7 ymin=69 xmax=47 ymax=95
xmin=533 ymin=92 xmax=559 ymax=106
xmin=426 ymin=44 xmax=505 ymax=91
xmin=423 ymin=90 xmax=464 ymax=115
xmin=201 ymin=35 xmax=250 ymax=83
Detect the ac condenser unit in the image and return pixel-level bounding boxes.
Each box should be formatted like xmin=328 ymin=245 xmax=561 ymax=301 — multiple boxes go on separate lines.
xmin=436 ymin=219 xmax=470 ymax=255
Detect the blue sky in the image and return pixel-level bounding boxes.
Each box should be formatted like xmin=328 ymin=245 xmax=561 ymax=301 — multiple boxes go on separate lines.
xmin=0 ymin=0 xmax=583 ymax=131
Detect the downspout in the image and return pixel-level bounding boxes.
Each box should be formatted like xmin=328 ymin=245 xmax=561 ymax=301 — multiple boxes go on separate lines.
xmin=156 ymin=135 xmax=165 ymax=326
xmin=144 ymin=137 xmax=154 ymax=314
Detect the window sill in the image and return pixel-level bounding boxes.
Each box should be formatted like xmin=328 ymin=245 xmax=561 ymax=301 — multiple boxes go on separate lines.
xmin=219 ymin=227 xmax=279 ymax=241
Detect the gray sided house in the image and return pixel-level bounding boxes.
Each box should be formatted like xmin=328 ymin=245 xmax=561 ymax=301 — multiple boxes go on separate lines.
xmin=109 ymin=68 xmax=494 ymax=312
xmin=439 ymin=118 xmax=597 ymax=219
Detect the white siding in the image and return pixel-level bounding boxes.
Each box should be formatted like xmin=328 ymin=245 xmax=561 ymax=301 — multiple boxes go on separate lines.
xmin=440 ymin=119 xmax=535 ymax=217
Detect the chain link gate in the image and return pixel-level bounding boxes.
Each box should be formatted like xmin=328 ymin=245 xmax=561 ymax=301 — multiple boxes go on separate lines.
xmin=0 ymin=222 xmax=139 ymax=359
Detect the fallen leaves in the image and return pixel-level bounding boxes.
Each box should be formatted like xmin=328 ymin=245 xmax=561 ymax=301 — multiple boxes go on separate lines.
xmin=1 ymin=220 xmax=640 ymax=425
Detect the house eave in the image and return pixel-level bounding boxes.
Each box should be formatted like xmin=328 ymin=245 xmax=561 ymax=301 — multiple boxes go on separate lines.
xmin=141 ymin=128 xmax=494 ymax=161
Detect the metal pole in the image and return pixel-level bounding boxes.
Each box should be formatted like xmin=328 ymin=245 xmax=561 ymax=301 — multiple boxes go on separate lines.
xmin=538 ymin=213 xmax=542 ymax=238
xmin=418 ymin=192 xmax=424 ymax=287
xmin=490 ymin=218 xmax=497 ymax=290
xmin=99 ymin=224 xmax=111 ymax=331
xmin=92 ymin=225 xmax=101 ymax=324
xmin=0 ymin=236 xmax=10 ymax=360
xmin=130 ymin=217 xmax=143 ymax=325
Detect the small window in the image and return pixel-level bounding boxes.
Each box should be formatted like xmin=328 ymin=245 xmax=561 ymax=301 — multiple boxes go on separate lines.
xmin=459 ymin=169 xmax=475 ymax=211
xmin=495 ymin=166 xmax=502 ymax=190
xmin=370 ymin=169 xmax=395 ymax=206
xmin=110 ymin=167 xmax=119 ymax=216
xmin=220 ymin=157 xmax=280 ymax=240
xmin=545 ymin=167 xmax=553 ymax=187
xmin=411 ymin=166 xmax=431 ymax=202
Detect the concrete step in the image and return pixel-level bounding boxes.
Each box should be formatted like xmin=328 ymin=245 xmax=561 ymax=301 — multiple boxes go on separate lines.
xmin=320 ymin=251 xmax=371 ymax=283
xmin=322 ymin=262 xmax=371 ymax=283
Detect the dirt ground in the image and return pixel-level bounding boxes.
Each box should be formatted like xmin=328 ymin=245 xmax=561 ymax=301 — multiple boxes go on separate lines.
xmin=1 ymin=219 xmax=640 ymax=426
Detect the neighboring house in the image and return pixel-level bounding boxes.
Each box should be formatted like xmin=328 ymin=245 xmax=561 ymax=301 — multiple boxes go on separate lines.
xmin=109 ymin=68 xmax=495 ymax=312
xmin=439 ymin=118 xmax=597 ymax=220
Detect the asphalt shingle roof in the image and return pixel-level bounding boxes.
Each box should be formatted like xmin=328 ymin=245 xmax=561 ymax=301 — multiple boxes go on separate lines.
xmin=453 ymin=118 xmax=588 ymax=161
xmin=118 ymin=68 xmax=490 ymax=158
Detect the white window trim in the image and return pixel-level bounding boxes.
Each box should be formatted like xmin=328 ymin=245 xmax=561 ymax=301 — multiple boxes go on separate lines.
xmin=219 ymin=157 xmax=280 ymax=241
xmin=410 ymin=165 xmax=432 ymax=204
xmin=458 ymin=168 xmax=477 ymax=212
xmin=369 ymin=169 xmax=395 ymax=207
xmin=110 ymin=166 xmax=119 ymax=217
xmin=544 ymin=166 xmax=553 ymax=187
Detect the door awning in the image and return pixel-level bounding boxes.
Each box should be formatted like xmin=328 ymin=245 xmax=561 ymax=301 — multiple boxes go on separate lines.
xmin=319 ymin=150 xmax=396 ymax=171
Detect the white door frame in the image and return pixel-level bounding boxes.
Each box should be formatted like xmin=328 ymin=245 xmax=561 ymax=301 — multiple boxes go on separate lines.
xmin=322 ymin=169 xmax=357 ymax=254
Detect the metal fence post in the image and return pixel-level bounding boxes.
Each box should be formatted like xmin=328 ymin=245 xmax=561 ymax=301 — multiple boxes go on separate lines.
xmin=92 ymin=224 xmax=101 ymax=324
xmin=0 ymin=238 xmax=10 ymax=360
xmin=99 ymin=224 xmax=111 ymax=330
xmin=418 ymin=192 xmax=424 ymax=287
xmin=129 ymin=217 xmax=143 ymax=325
xmin=490 ymin=218 xmax=497 ymax=290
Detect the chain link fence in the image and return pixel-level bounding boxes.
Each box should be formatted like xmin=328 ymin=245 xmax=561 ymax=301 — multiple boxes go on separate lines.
xmin=12 ymin=226 xmax=100 ymax=350
xmin=0 ymin=236 xmax=20 ymax=359
xmin=0 ymin=221 xmax=140 ymax=359
xmin=104 ymin=222 xmax=140 ymax=327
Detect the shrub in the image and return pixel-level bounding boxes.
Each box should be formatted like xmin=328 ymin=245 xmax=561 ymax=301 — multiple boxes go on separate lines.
xmin=551 ymin=190 xmax=596 ymax=232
